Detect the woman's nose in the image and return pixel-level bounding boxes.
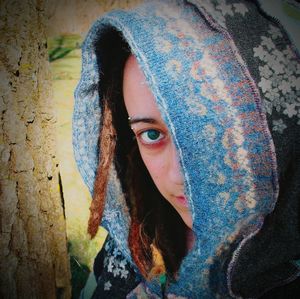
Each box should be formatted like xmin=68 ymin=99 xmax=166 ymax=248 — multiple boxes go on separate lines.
xmin=168 ymin=142 xmax=184 ymax=185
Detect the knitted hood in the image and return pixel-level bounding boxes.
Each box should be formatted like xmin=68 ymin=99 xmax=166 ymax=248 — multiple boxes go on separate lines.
xmin=73 ymin=0 xmax=300 ymax=297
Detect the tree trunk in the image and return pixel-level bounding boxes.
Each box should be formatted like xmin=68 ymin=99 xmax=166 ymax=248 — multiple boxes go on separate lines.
xmin=0 ymin=0 xmax=71 ymax=298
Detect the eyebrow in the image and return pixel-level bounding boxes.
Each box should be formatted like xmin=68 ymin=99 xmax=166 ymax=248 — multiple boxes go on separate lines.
xmin=128 ymin=117 xmax=158 ymax=125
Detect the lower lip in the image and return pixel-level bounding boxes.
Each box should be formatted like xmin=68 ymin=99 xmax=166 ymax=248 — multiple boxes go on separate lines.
xmin=176 ymin=196 xmax=189 ymax=207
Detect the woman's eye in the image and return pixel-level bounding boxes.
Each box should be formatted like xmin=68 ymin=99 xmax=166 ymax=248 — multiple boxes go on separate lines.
xmin=139 ymin=129 xmax=165 ymax=144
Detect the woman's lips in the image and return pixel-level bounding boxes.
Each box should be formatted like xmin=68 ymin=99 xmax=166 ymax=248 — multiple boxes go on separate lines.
xmin=175 ymin=196 xmax=188 ymax=207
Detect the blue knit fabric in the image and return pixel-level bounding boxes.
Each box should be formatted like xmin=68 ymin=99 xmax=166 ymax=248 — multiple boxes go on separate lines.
xmin=73 ymin=0 xmax=300 ymax=297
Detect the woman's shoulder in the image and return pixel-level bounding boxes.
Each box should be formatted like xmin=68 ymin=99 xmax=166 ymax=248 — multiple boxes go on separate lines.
xmin=91 ymin=234 xmax=141 ymax=299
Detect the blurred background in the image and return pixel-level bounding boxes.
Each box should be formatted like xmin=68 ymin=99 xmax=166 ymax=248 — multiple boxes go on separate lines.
xmin=49 ymin=34 xmax=102 ymax=297
xmin=46 ymin=1 xmax=141 ymax=297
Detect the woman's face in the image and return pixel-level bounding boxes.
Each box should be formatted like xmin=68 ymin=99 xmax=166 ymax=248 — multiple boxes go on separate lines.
xmin=123 ymin=55 xmax=193 ymax=229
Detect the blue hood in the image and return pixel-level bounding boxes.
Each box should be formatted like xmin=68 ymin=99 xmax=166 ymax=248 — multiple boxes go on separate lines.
xmin=73 ymin=0 xmax=300 ymax=297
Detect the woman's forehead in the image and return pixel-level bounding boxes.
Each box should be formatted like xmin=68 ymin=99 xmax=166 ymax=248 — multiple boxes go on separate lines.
xmin=123 ymin=55 xmax=163 ymax=122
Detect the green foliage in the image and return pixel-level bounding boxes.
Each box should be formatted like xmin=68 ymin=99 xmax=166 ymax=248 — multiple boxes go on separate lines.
xmin=48 ymin=35 xmax=82 ymax=62
xmin=69 ymin=242 xmax=90 ymax=299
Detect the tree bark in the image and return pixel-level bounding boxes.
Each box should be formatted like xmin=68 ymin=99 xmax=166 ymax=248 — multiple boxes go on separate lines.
xmin=0 ymin=0 xmax=71 ymax=298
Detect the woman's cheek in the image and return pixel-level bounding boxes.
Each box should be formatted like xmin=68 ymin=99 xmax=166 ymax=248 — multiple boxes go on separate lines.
xmin=142 ymin=154 xmax=164 ymax=178
xmin=141 ymin=154 xmax=167 ymax=187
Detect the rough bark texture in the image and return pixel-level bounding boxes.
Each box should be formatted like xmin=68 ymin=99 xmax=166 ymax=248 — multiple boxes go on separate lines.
xmin=0 ymin=0 xmax=71 ymax=298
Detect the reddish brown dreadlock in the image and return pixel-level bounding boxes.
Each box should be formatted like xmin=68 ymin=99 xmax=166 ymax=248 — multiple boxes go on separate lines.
xmin=88 ymin=100 xmax=116 ymax=238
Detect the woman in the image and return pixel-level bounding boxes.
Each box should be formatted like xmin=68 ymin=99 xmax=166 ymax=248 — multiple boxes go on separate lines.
xmin=73 ymin=0 xmax=300 ymax=298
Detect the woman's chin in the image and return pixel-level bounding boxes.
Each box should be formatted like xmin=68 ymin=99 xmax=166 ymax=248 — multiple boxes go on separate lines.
xmin=181 ymin=213 xmax=193 ymax=230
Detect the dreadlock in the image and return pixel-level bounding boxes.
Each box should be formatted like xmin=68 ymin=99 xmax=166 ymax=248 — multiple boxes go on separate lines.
xmin=88 ymin=99 xmax=116 ymax=238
